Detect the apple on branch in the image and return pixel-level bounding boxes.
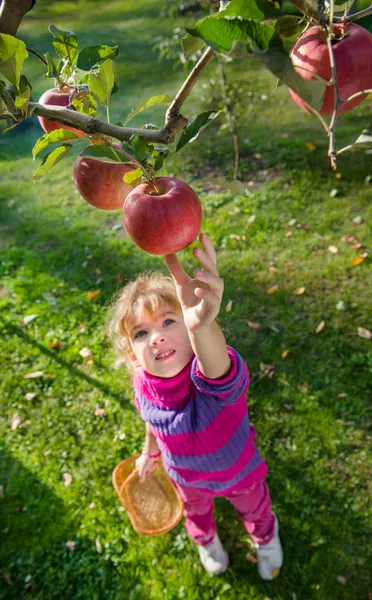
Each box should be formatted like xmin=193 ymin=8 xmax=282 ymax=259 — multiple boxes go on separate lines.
xmin=289 ymin=23 xmax=372 ymax=117
xmin=73 ymin=152 xmax=140 ymax=211
xmin=38 ymin=87 xmax=86 ymax=137
xmin=123 ymin=177 xmax=202 ymax=255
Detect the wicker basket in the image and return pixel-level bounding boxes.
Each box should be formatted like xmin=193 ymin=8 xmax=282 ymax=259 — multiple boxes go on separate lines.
xmin=112 ymin=455 xmax=184 ymax=536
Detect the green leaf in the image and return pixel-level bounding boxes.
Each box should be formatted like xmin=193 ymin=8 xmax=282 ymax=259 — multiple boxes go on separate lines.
xmin=275 ymin=16 xmax=303 ymax=39
xmin=49 ymin=25 xmax=78 ymax=71
xmin=182 ymin=34 xmax=205 ymax=58
xmin=253 ymin=34 xmax=325 ymax=112
xmin=88 ymin=59 xmax=114 ymax=106
xmin=32 ymin=129 xmax=80 ymax=159
xmin=71 ymin=90 xmax=98 ymax=117
xmin=77 ymin=44 xmax=119 ymax=71
xmin=130 ymin=135 xmax=152 ymax=162
xmin=176 ymin=109 xmax=221 ymax=153
xmin=44 ymin=52 xmax=60 ymax=79
xmin=123 ymin=168 xmax=143 ymax=185
xmin=123 ymin=94 xmax=171 ymax=126
xmin=187 ymin=18 xmax=274 ymax=53
xmin=200 ymin=177 xmax=247 ymax=194
xmin=220 ymin=0 xmax=281 ymax=19
xmin=79 ymin=144 xmax=130 ymax=162
xmin=33 ymin=144 xmax=73 ymax=182
xmin=0 ymin=34 xmax=28 ymax=86
xmin=14 ymin=75 xmax=32 ymax=113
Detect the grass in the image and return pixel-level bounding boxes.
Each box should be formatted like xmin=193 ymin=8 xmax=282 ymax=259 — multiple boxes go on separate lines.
xmin=1 ymin=0 xmax=371 ymax=598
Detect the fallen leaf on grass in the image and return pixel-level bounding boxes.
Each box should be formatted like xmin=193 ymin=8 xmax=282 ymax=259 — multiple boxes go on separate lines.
xmin=337 ymin=576 xmax=347 ymax=585
xmin=245 ymin=552 xmax=258 ymax=564
xmin=353 ymin=242 xmax=362 ymax=251
xmin=2 ymin=569 xmax=12 ymax=585
xmin=79 ymin=347 xmax=93 ymax=362
xmin=328 ymin=245 xmax=338 ymax=254
xmin=352 ymin=253 xmax=368 ymax=267
xmin=281 ymin=349 xmax=291 ymax=359
xmin=11 ymin=414 xmax=22 ymax=430
xmin=87 ymin=290 xmax=100 ymax=300
xmin=352 ymin=215 xmax=363 ymax=225
xmin=246 ymin=321 xmax=262 ymax=330
xmin=24 ymin=371 xmax=44 ymax=379
xmin=306 ymin=142 xmax=316 ymax=151
xmin=293 ymin=287 xmax=306 ymax=295
xmin=247 ymin=214 xmax=256 ymax=225
xmin=260 ymin=363 xmax=276 ymax=378
xmin=267 ymin=285 xmax=279 ymax=295
xmin=76 ymin=323 xmax=86 ymax=334
xmin=95 ymin=538 xmax=103 ymax=553
xmin=63 ymin=473 xmax=72 ymax=487
xmin=22 ymin=314 xmax=38 ymax=326
xmin=298 ymin=385 xmax=309 ymax=393
xmin=66 ymin=541 xmax=76 ymax=552
xmin=357 ymin=327 xmax=371 ymax=340
xmin=50 ymin=340 xmax=64 ymax=350
xmin=341 ymin=234 xmax=358 ymax=245
xmin=337 ymin=393 xmax=348 ymax=398
xmin=25 ymin=392 xmax=37 ymax=401
xmin=225 ymin=300 xmax=233 ymax=312
xmin=285 ymin=230 xmax=292 ymax=237
xmin=315 ymin=321 xmax=325 ymax=333
xmin=94 ymin=407 xmax=105 ymax=417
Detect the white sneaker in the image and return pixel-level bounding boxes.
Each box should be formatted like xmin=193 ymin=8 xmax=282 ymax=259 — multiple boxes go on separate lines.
xmin=197 ymin=533 xmax=229 ymax=575
xmin=255 ymin=515 xmax=283 ymax=581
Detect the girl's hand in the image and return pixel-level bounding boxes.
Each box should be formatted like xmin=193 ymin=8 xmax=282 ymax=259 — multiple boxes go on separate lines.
xmin=164 ymin=233 xmax=224 ymax=333
xmin=135 ymin=453 xmax=159 ymax=483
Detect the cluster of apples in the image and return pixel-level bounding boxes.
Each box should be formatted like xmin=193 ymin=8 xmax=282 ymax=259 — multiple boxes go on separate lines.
xmin=37 ymin=89 xmax=202 ymax=256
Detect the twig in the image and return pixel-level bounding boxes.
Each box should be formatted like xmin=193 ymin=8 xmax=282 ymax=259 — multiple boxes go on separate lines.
xmin=334 ymin=5 xmax=372 ymax=22
xmin=326 ymin=16 xmax=340 ymax=169
xmin=165 ymin=46 xmax=216 ymax=126
xmin=341 ymin=89 xmax=372 ymax=103
xmin=26 ymin=47 xmax=47 ymax=66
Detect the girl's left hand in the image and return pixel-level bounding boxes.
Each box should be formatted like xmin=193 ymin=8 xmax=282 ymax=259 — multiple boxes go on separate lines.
xmin=164 ymin=233 xmax=224 ymax=332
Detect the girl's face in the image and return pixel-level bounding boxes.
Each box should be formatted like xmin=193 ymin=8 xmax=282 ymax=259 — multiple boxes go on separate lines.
xmin=128 ymin=304 xmax=194 ymax=378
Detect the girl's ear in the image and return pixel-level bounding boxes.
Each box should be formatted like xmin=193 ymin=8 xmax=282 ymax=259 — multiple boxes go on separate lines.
xmin=128 ymin=347 xmax=140 ymax=368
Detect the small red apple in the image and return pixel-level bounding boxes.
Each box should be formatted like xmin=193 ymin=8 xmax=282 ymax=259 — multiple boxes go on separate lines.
xmin=73 ymin=154 xmax=139 ymax=210
xmin=289 ymin=23 xmax=372 ymax=116
xmin=38 ymin=88 xmax=86 ymax=137
xmin=123 ymin=177 xmax=202 ymax=255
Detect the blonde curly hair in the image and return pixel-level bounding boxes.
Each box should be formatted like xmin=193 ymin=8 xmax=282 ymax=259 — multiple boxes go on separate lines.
xmin=106 ymin=271 xmax=181 ymax=369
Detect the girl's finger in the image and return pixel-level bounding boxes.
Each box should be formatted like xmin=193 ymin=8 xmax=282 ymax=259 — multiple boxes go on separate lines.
xmin=194 ymin=270 xmax=223 ymax=298
xmin=199 ymin=233 xmax=217 ymax=265
xmin=164 ymin=253 xmax=190 ymax=286
xmin=194 ymin=287 xmax=221 ymax=310
xmin=193 ymin=247 xmax=219 ymax=276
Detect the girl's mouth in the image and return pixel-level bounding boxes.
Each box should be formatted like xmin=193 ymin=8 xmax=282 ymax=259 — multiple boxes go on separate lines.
xmin=155 ymin=350 xmax=175 ymax=360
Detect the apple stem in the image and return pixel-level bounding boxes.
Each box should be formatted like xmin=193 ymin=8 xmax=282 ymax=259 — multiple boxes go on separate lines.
xmin=151 ymin=180 xmax=160 ymax=194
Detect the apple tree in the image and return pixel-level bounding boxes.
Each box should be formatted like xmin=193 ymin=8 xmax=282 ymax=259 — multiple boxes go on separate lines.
xmin=0 ymin=0 xmax=372 ymax=252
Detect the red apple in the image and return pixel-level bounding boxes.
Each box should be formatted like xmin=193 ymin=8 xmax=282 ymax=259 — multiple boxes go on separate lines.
xmin=73 ymin=154 xmax=139 ymax=210
xmin=123 ymin=177 xmax=202 ymax=255
xmin=38 ymin=88 xmax=86 ymax=137
xmin=289 ymin=23 xmax=372 ymax=116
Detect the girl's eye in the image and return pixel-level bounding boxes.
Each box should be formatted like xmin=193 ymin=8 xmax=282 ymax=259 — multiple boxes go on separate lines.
xmin=164 ymin=318 xmax=175 ymax=327
xmin=134 ymin=330 xmax=146 ymax=339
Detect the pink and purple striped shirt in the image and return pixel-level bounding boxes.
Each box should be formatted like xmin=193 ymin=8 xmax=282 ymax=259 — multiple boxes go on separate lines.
xmin=134 ymin=346 xmax=268 ymax=496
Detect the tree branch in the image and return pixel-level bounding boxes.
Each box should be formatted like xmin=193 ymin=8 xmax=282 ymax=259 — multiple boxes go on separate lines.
xmin=0 ymin=0 xmax=35 ymax=36
xmin=326 ymin=30 xmax=340 ymax=169
xmin=27 ymin=102 xmax=177 ymax=143
xmin=165 ymin=46 xmax=216 ymax=126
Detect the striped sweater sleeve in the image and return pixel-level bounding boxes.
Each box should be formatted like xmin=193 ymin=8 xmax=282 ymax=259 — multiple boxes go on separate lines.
xmin=190 ymin=346 xmax=250 ymax=404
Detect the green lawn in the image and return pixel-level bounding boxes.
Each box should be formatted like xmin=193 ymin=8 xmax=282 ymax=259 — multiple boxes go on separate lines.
xmin=1 ymin=1 xmax=371 ymax=599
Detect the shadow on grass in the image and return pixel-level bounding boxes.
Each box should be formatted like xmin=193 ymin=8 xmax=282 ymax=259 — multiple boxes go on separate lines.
xmin=0 ymin=445 xmax=145 ymax=599
xmin=0 ymin=317 xmax=130 ymax=406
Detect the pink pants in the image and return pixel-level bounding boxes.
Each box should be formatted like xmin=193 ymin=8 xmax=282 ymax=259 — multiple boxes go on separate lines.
xmin=174 ymin=480 xmax=275 ymax=546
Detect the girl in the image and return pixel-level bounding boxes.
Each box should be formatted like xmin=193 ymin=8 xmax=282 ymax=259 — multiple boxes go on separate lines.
xmin=108 ymin=233 xmax=283 ymax=579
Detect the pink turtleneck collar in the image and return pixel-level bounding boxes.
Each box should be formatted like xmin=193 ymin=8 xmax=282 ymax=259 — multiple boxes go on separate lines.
xmin=133 ymin=357 xmax=195 ymax=410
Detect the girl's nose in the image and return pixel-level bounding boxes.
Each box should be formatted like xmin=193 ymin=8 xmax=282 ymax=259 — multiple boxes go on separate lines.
xmin=150 ymin=331 xmax=165 ymax=345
